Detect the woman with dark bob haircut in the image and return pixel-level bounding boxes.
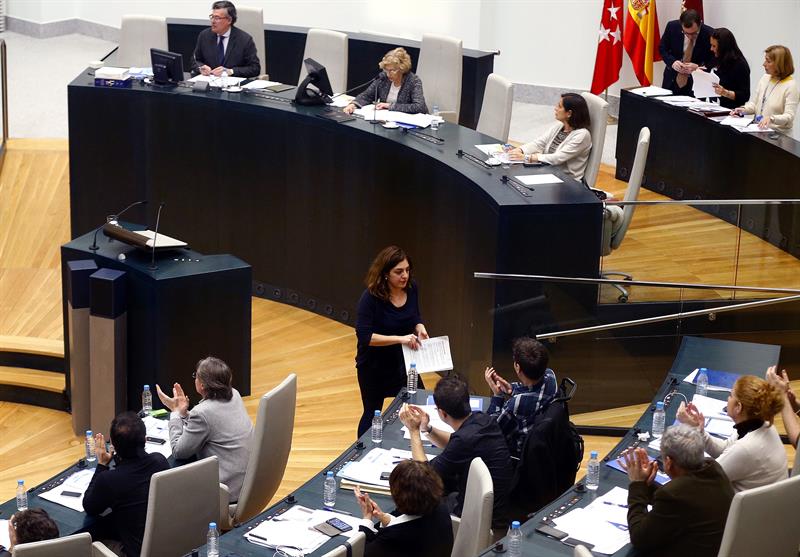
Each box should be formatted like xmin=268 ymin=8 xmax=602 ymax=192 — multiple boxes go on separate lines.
xmin=156 ymin=356 xmax=253 ymax=502
xmin=354 ymin=460 xmax=454 ymax=557
xmin=507 ymin=93 xmax=593 ymax=181
xmin=355 ymin=246 xmax=429 ymax=437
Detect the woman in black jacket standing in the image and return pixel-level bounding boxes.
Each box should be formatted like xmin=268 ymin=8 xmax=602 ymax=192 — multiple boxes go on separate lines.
xmin=709 ymin=28 xmax=750 ymax=109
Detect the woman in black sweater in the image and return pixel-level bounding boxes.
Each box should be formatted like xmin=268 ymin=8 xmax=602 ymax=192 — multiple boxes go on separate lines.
xmin=709 ymin=28 xmax=750 ymax=110
xmin=355 ymin=246 xmax=428 ymax=437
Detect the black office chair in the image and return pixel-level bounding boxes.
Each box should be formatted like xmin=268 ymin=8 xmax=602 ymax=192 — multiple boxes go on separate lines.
xmin=507 ymin=377 xmax=584 ymax=521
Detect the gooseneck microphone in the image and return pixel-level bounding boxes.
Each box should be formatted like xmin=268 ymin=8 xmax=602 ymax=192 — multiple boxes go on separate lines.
xmin=89 ymin=199 xmax=148 ymax=251
xmin=332 ymin=72 xmax=385 ymax=98
xmin=149 ymin=202 xmax=166 ymax=271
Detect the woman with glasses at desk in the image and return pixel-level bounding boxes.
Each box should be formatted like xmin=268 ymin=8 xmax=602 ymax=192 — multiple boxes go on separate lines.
xmin=343 ymin=48 xmax=428 ymax=115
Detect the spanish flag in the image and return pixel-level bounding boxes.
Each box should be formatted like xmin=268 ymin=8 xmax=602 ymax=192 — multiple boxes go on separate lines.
xmin=623 ymin=0 xmax=662 ymax=86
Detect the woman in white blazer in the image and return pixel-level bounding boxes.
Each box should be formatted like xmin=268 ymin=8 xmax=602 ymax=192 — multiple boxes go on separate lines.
xmin=507 ymin=93 xmax=592 ymax=181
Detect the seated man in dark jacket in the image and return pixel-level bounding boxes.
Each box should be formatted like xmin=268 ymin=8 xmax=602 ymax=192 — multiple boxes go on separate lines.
xmin=191 ymin=1 xmax=261 ymax=78
xmin=622 ymin=423 xmax=734 ymax=557
xmin=83 ymin=412 xmax=170 ymax=557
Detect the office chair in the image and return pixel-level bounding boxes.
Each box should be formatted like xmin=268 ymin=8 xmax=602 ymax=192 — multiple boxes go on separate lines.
xmin=237 ymin=5 xmax=267 ymax=77
xmin=319 ymin=532 xmax=366 ymax=557
xmin=451 ymin=458 xmax=494 ymax=557
xmin=117 ymin=15 xmax=168 ymax=68
xmin=416 ymin=34 xmax=463 ymax=123
xmin=476 ymin=73 xmax=514 ymax=143
xmin=580 ymin=91 xmax=610 ymax=189
xmin=12 ymin=532 xmax=116 ymax=557
xmin=299 ymin=29 xmax=348 ymax=94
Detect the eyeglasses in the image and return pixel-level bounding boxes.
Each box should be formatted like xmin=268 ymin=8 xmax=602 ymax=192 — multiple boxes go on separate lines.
xmin=209 ymin=15 xmax=230 ymax=22
xmin=192 ymin=372 xmax=197 ymax=379
xmin=682 ymin=29 xmax=699 ymax=37
xmin=384 ymin=67 xmax=400 ymax=74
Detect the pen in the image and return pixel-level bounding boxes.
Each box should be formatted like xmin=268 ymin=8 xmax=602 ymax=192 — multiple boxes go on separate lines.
xmin=324 ymin=507 xmax=353 ymax=515
xmin=603 ymin=501 xmax=628 ymax=508
xmin=248 ymin=532 xmax=269 ymax=542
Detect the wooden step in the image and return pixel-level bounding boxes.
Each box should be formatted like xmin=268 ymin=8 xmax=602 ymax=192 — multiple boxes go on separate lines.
xmin=0 ymin=365 xmax=65 ymax=393
xmin=0 ymin=335 xmax=64 ymax=358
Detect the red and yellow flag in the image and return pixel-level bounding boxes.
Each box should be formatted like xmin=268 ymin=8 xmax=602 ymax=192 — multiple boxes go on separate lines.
xmin=623 ymin=0 xmax=662 ymax=86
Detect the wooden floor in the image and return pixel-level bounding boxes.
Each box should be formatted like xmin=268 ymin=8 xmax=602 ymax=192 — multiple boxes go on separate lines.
xmin=0 ymin=139 xmax=796 ymax=504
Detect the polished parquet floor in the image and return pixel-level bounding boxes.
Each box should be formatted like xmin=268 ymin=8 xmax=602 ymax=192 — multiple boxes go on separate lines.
xmin=0 ymin=139 xmax=796 ymax=505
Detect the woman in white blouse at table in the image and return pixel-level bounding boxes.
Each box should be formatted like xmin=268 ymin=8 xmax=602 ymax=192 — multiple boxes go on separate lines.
xmin=506 ymin=93 xmax=592 ymax=181
xmin=732 ymin=44 xmax=798 ymax=134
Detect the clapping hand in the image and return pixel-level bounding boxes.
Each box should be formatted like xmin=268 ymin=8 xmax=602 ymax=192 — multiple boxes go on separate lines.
xmin=619 ymin=447 xmax=658 ymax=484
xmin=399 ymin=403 xmax=429 ymax=432
xmin=484 ymin=367 xmax=512 ymax=396
xmin=355 ymin=486 xmax=389 ymax=526
xmin=676 ymin=401 xmax=705 ymax=431
xmin=94 ymin=432 xmax=113 ymax=466
xmin=156 ymin=382 xmax=190 ymax=417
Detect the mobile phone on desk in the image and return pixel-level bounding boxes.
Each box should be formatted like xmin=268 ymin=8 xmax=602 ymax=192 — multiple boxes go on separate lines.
xmin=535 ymin=524 xmax=568 ymax=540
xmin=61 ymin=490 xmax=82 ymax=498
xmin=145 ymin=436 xmax=166 ymax=445
xmin=326 ymin=517 xmax=353 ymax=532
xmin=523 ymin=161 xmax=545 ymax=168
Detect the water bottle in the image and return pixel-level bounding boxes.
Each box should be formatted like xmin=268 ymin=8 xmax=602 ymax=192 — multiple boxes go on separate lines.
xmin=323 ymin=471 xmax=337 ymax=507
xmin=371 ymin=410 xmax=383 ymax=443
xmin=696 ymin=368 xmax=709 ymax=397
xmin=431 ymin=105 xmax=440 ymax=130
xmin=507 ymin=521 xmax=522 ymax=557
xmin=407 ymin=363 xmax=418 ymax=395
xmin=16 ymin=480 xmax=28 ymax=511
xmin=207 ymin=522 xmax=219 ymax=557
xmin=652 ymin=401 xmax=666 ymax=438
xmin=142 ymin=384 xmax=153 ymax=414
xmin=85 ymin=430 xmax=97 ymax=462
xmin=586 ymin=450 xmax=600 ymax=491
xmin=220 ymin=68 xmax=228 ymax=90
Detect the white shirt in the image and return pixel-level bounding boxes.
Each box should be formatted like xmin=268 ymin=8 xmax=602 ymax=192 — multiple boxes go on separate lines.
xmin=386 ymin=83 xmax=401 ymax=105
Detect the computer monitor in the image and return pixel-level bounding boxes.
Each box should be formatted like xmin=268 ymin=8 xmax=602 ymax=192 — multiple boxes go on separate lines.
xmin=151 ymin=48 xmax=184 ymax=85
xmin=295 ymin=58 xmax=334 ymax=106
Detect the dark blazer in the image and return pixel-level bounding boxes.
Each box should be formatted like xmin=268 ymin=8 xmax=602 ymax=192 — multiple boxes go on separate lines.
xmin=191 ymin=26 xmax=260 ymax=78
xmin=353 ymin=72 xmax=428 ymax=114
xmin=627 ymin=459 xmax=734 ymax=557
xmin=710 ymin=56 xmax=751 ymax=109
xmin=360 ymin=503 xmax=454 ymax=557
xmin=659 ymin=20 xmax=714 ymax=92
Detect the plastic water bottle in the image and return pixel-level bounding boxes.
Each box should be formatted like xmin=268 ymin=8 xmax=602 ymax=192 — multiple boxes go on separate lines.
xmin=142 ymin=384 xmax=153 ymax=414
xmin=85 ymin=430 xmax=96 ymax=462
xmin=207 ymin=522 xmax=219 ymax=557
xmin=371 ymin=410 xmax=383 ymax=443
xmin=696 ymin=368 xmax=709 ymax=397
xmin=407 ymin=363 xmax=418 ymax=395
xmin=220 ymin=69 xmax=228 ymax=90
xmin=16 ymin=480 xmax=28 ymax=511
xmin=586 ymin=450 xmax=600 ymax=491
xmin=323 ymin=471 xmax=337 ymax=507
xmin=507 ymin=521 xmax=522 ymax=557
xmin=431 ymin=105 xmax=440 ymax=130
xmin=652 ymin=401 xmax=666 ymax=438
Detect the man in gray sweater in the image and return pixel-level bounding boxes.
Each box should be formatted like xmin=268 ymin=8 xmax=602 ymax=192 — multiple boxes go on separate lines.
xmin=157 ymin=356 xmax=253 ymax=501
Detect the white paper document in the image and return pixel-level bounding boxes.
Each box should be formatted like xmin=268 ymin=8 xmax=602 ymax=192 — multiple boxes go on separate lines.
xmin=692 ymin=69 xmax=720 ymax=98
xmin=38 ymin=469 xmax=95 ymax=512
xmin=630 ymin=86 xmax=672 ymax=97
xmin=517 ymin=174 xmax=563 ymax=186
xmin=353 ymin=105 xmax=435 ymax=128
xmin=552 ymin=506 xmax=630 ymax=555
xmin=400 ymin=404 xmax=455 ymax=440
xmin=706 ymin=417 xmax=736 ymax=438
xmin=402 ymin=336 xmax=453 ymax=373
xmin=659 ymin=95 xmax=701 ymax=105
xmin=135 ymin=229 xmax=188 ymax=249
xmin=244 ymin=505 xmax=329 ymax=552
xmin=474 ymin=144 xmax=524 ymax=165
xmin=739 ymin=123 xmax=774 ymax=133
xmin=241 ymin=79 xmax=282 ymax=90
xmin=691 ymin=393 xmax=731 ymax=421
xmin=329 ymin=94 xmax=355 ymax=108
xmin=189 ymin=75 xmax=245 ymax=87
xmin=337 ymin=447 xmax=434 ymax=488
xmin=718 ymin=115 xmax=753 ymax=128
xmin=142 ymin=415 xmax=172 ymax=458
xmin=0 ymin=520 xmax=11 ymax=550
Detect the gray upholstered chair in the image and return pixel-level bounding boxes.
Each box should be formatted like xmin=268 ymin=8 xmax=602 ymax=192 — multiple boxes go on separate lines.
xmin=12 ymin=533 xmax=116 ymax=557
xmin=450 ymin=458 xmax=494 ymax=557
xmin=416 ymin=34 xmax=463 ymax=123
xmin=237 ymin=5 xmax=266 ymax=76
xmin=318 ymin=531 xmax=366 ymax=557
xmin=220 ymin=373 xmax=297 ymax=528
xmin=299 ymin=29 xmax=348 ymax=94
xmin=140 ymin=456 xmax=220 ymax=557
xmin=579 ymin=91 xmax=609 ymax=189
xmin=573 ymin=545 xmax=593 ymax=557
xmin=116 ymin=15 xmax=168 ymax=68
xmin=717 ymin=473 xmax=800 ymax=557
xmin=600 ymin=127 xmax=650 ymax=302
xmin=476 ymin=73 xmax=514 ymax=143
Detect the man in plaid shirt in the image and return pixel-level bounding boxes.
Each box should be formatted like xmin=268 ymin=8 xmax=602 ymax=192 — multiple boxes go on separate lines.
xmin=485 ymin=337 xmax=557 ymax=457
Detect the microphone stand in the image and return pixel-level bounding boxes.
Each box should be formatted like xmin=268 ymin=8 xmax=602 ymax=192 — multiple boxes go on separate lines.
xmin=89 ymin=200 xmax=148 ymax=251
xmin=149 ymin=202 xmax=166 ymax=271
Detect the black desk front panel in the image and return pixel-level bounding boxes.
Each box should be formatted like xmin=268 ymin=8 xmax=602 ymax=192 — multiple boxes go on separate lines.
xmin=68 ymin=75 xmax=602 ymax=386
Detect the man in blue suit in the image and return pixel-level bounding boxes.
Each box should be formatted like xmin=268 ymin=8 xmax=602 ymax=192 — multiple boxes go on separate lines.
xmin=191 ymin=1 xmax=260 ymax=78
xmin=659 ymin=9 xmax=714 ymax=95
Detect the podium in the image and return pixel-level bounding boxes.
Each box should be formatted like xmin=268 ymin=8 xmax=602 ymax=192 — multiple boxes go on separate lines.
xmin=61 ymin=223 xmax=252 ymax=421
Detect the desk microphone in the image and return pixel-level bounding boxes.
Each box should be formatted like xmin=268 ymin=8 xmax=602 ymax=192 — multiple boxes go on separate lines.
xmin=149 ymin=202 xmax=166 ymax=271
xmin=89 ymin=199 xmax=148 ymax=251
xmin=332 ymin=72 xmax=385 ymax=98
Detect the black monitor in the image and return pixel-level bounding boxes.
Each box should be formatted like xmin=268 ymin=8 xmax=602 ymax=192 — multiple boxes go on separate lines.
xmin=151 ymin=48 xmax=184 ymax=85
xmin=295 ymin=58 xmax=334 ymax=106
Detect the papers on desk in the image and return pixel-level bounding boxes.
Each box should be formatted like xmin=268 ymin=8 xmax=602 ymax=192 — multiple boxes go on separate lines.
xmin=402 ymin=336 xmax=453 ymax=373
xmin=337 ymin=447 xmax=433 ymax=490
xmin=143 ymin=415 xmax=172 ymax=458
xmin=550 ymin=487 xmax=631 ymax=554
xmin=329 ymin=94 xmax=355 ymax=108
xmin=606 ymin=455 xmax=671 ymax=485
xmin=189 ymin=75 xmax=245 ymax=88
xmin=128 ymin=67 xmax=154 ymax=78
xmin=0 ymin=520 xmax=10 ymax=550
xmin=241 ymin=79 xmax=282 ymax=90
xmin=630 ymin=85 xmax=672 ymax=97
xmin=474 ymin=144 xmax=523 ymax=165
xmin=135 ymin=229 xmax=188 ymax=249
xmin=517 ymin=174 xmax=563 ymax=186
xmin=719 ymin=115 xmax=753 ymax=128
xmin=400 ymin=404 xmax=455 ymax=440
xmin=38 ymin=469 xmax=94 ymax=512
xmin=683 ymin=369 xmax=738 ymax=391
xmin=740 ymin=123 xmax=775 ymax=133
xmin=692 ymin=69 xmax=720 ymax=98
xmin=243 ymin=505 xmax=329 ymax=552
xmin=353 ymin=105 xmax=436 ymax=128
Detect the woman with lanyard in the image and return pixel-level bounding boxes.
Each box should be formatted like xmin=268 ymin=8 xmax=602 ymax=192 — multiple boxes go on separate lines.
xmin=732 ymin=45 xmax=798 ymax=134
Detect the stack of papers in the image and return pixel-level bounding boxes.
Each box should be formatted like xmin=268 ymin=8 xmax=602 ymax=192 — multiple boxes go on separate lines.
xmin=95 ymin=66 xmax=130 ymax=80
xmin=400 ymin=404 xmax=455 ymax=440
xmin=143 ymin=415 xmax=172 ymax=458
xmin=630 ymin=86 xmax=672 ymax=97
xmin=402 ymin=336 xmax=453 ymax=373
xmin=242 ymin=79 xmax=282 ymax=90
xmin=691 ymin=68 xmax=720 ymax=98
xmin=244 ymin=505 xmax=330 ymax=552
xmin=353 ymin=105 xmax=436 ymax=128
xmin=189 ymin=75 xmax=245 ymax=88
xmin=517 ymin=174 xmax=563 ymax=186
xmin=718 ymin=115 xmax=753 ymax=128
xmin=690 ymin=393 xmax=735 ymax=438
xmin=38 ymin=469 xmax=94 ymax=511
xmin=474 ymin=144 xmax=523 ymax=165
xmin=606 ymin=456 xmax=671 ymax=485
xmin=337 ymin=448 xmax=433 ymax=493
xmin=551 ymin=487 xmax=631 ymax=554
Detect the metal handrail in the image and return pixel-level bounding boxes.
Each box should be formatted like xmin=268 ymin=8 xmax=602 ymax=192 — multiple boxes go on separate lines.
xmin=1 ymin=39 xmax=7 ymax=145
xmin=473 ymin=273 xmax=800 ymax=294
xmin=605 ymin=198 xmax=800 ymax=206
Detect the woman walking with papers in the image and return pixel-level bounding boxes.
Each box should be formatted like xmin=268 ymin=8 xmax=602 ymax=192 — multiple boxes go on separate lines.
xmin=355 ymin=246 xmax=428 ymax=437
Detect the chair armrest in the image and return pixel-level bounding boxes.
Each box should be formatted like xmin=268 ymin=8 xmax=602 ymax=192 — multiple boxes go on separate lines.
xmin=92 ymin=541 xmax=118 ymax=557
xmin=450 ymin=514 xmax=461 ymax=539
xmin=219 ymin=482 xmax=233 ymax=530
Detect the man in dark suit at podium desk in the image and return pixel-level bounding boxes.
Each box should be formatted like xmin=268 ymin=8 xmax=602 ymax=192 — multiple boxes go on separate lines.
xmin=659 ymin=9 xmax=714 ymax=95
xmin=192 ymin=1 xmax=260 ymax=78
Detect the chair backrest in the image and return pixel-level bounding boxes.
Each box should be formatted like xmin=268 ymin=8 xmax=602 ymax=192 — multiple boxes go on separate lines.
xmin=717 ymin=473 xmax=800 ymax=557
xmin=416 ymin=34 xmax=463 ymax=122
xmin=610 ymin=127 xmax=649 ymax=251
xmin=318 ymin=531 xmax=366 ymax=557
xmin=233 ymin=373 xmax=297 ymax=524
xmin=12 ymin=533 xmax=92 ymax=557
xmin=476 ymin=73 xmax=514 ymax=142
xmin=236 ymin=6 xmax=265 ymax=75
xmin=140 ymin=456 xmax=220 ymax=557
xmin=579 ymin=91 xmax=609 ymax=188
xmin=117 ymin=15 xmax=168 ymax=68
xmin=574 ymin=545 xmax=593 ymax=557
xmin=451 ymin=458 xmax=493 ymax=557
xmin=300 ymin=29 xmax=348 ymax=94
